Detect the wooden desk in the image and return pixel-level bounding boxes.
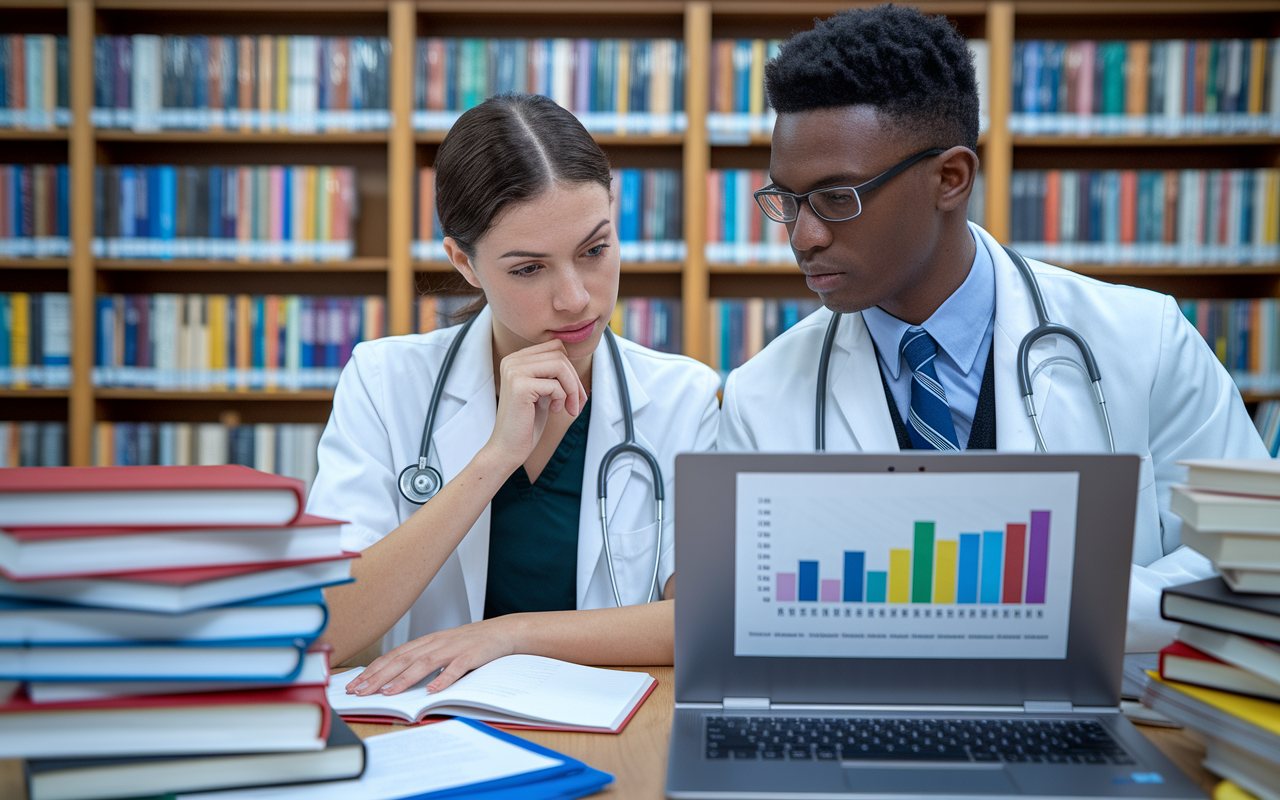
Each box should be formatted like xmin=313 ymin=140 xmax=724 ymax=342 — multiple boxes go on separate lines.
xmin=0 ymin=666 xmax=1220 ymax=800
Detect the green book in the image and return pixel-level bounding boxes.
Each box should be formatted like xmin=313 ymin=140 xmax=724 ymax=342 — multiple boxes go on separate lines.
xmin=1102 ymin=41 xmax=1126 ymax=115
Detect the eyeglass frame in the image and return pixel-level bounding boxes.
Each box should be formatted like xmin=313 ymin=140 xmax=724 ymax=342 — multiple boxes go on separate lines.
xmin=752 ymin=148 xmax=948 ymax=224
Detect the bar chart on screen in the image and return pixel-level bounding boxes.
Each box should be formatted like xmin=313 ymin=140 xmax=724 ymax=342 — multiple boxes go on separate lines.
xmin=733 ymin=472 xmax=1080 ymax=660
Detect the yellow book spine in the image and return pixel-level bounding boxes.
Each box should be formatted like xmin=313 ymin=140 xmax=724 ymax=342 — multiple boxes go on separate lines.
xmin=1248 ymin=40 xmax=1266 ymax=115
xmin=610 ymin=299 xmax=625 ymax=335
xmin=1127 ymin=41 xmax=1149 ymax=116
xmin=257 ymin=36 xmax=273 ymax=127
xmin=277 ymin=36 xmax=289 ymax=125
xmin=94 ymin=422 xmax=113 ymax=466
xmin=304 ymin=167 xmax=317 ymax=262
xmin=208 ymin=294 xmax=227 ymax=391
xmin=1268 ymin=171 xmax=1279 ymax=245
xmin=889 ymin=549 xmax=911 ymax=603
xmin=10 ymin=292 xmax=29 ymax=389
xmin=749 ymin=40 xmax=766 ymax=117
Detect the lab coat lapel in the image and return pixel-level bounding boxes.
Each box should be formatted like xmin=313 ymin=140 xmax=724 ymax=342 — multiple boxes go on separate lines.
xmin=825 ymin=310 xmax=901 ymax=452
xmin=978 ymin=225 xmax=1058 ymax=452
xmin=575 ymin=335 xmax=651 ymax=607
xmin=429 ymin=307 xmax=497 ymax=624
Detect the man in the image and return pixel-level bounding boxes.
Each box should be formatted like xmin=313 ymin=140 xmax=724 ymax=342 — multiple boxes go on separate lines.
xmin=717 ymin=5 xmax=1269 ymax=652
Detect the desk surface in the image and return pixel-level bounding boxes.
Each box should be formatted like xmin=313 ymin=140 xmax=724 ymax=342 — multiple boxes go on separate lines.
xmin=0 ymin=666 xmax=1221 ymax=800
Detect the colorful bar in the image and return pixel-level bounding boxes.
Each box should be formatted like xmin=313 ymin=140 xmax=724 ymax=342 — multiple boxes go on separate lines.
xmin=1026 ymin=511 xmax=1050 ymax=604
xmin=934 ymin=540 xmax=957 ymax=604
xmin=776 ymin=572 xmax=796 ymax=602
xmin=957 ymin=533 xmax=980 ymax=604
xmin=889 ymin=549 xmax=910 ymax=603
xmin=911 ymin=521 xmax=935 ymax=603
xmin=843 ymin=551 xmax=865 ymax=602
xmin=1003 ymin=523 xmax=1027 ymax=604
xmin=867 ymin=571 xmax=887 ymax=603
xmin=820 ymin=579 xmax=841 ymax=602
xmin=799 ymin=560 xmax=819 ymax=602
xmin=980 ymin=530 xmax=1003 ymax=603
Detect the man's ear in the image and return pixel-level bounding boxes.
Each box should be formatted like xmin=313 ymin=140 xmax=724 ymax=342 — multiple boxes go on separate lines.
xmin=442 ymin=237 xmax=482 ymax=290
xmin=936 ymin=146 xmax=979 ymax=213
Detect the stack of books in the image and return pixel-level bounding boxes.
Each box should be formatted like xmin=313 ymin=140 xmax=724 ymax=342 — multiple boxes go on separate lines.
xmin=0 ymin=464 xmax=366 ymax=800
xmin=1141 ymin=459 xmax=1280 ymax=799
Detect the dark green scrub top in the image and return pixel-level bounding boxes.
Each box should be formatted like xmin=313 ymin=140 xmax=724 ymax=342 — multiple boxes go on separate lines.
xmin=484 ymin=399 xmax=591 ymax=619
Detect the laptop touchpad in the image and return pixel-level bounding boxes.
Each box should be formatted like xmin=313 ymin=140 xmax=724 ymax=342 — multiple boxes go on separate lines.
xmin=843 ymin=766 xmax=1017 ymax=794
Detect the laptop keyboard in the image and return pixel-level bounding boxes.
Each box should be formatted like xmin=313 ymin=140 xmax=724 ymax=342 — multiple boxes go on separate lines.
xmin=704 ymin=716 xmax=1135 ymax=765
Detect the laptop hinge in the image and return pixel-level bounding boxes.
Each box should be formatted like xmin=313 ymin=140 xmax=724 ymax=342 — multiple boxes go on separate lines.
xmin=1023 ymin=700 xmax=1075 ymax=714
xmin=723 ymin=697 xmax=771 ymax=710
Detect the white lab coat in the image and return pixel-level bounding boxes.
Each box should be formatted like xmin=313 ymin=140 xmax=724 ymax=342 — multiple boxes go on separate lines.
xmin=719 ymin=223 xmax=1270 ymax=652
xmin=308 ymin=306 xmax=721 ymax=653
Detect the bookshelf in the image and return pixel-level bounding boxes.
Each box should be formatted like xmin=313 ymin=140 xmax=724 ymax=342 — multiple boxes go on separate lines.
xmin=0 ymin=0 xmax=1277 ymax=467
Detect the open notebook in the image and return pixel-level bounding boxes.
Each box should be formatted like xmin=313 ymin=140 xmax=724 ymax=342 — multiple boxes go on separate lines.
xmin=327 ymin=654 xmax=656 ymax=734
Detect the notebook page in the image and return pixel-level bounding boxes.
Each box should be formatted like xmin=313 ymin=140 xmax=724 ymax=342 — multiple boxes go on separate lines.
xmin=175 ymin=719 xmax=563 ymax=800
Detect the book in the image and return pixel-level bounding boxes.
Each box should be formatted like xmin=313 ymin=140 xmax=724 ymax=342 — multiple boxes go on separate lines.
xmin=608 ymin=297 xmax=682 ymax=354
xmin=0 ymin=465 xmax=306 ymax=529
xmin=1222 ymin=568 xmax=1280 ymax=594
xmin=1142 ymin=673 xmax=1280 ymax=764
xmin=0 ymin=639 xmax=312 ymax=682
xmin=707 ymin=298 xmax=823 ymax=376
xmin=1182 ymin=523 xmax=1280 ymax=570
xmin=0 ymin=168 xmax=71 ymax=259
xmin=0 ymin=513 xmax=344 ymax=579
xmin=1172 ymin=485 xmax=1280 ymax=533
xmin=1203 ymin=738 xmax=1280 ymax=800
xmin=1160 ymin=640 xmax=1280 ymax=701
xmin=27 ymin=647 xmax=329 ymax=703
xmin=328 ymin=654 xmax=655 ymax=734
xmin=0 ymin=683 xmax=330 ymax=759
xmin=0 ymin=587 xmax=328 ymax=645
xmin=1175 ymin=623 xmax=1280 ymax=685
xmin=1176 ymin=299 xmax=1280 ymax=396
xmin=0 ymin=422 xmax=66 ymax=467
xmin=25 ymin=714 xmax=365 ymax=800
xmin=1180 ymin=459 xmax=1280 ymax=498
xmin=0 ymin=553 xmax=354 ymax=613
xmin=1162 ymin=577 xmax=1280 ymax=642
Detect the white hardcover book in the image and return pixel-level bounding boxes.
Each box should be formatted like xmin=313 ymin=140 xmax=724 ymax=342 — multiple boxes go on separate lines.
xmin=551 ymin=39 xmax=573 ymax=111
xmin=254 ymin=423 xmax=276 ymax=474
xmin=968 ymin=39 xmax=990 ymax=133
xmin=173 ymin=422 xmax=192 ymax=466
xmin=195 ymin=423 xmax=228 ymax=466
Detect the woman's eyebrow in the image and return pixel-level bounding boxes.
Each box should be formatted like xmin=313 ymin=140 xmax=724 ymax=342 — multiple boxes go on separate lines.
xmin=499 ymin=220 xmax=612 ymax=259
xmin=576 ymin=219 xmax=611 ymax=248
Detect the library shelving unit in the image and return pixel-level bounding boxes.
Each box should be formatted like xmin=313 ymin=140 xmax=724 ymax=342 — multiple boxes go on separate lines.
xmin=1 ymin=0 xmax=1277 ymax=466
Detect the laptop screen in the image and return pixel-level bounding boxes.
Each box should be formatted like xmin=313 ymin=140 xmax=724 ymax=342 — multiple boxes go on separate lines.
xmin=674 ymin=453 xmax=1138 ymax=707
xmin=733 ymin=472 xmax=1078 ymax=660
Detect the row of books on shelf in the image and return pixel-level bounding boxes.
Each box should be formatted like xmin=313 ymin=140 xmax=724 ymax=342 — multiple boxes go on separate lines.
xmin=0 ymin=293 xmax=70 ymax=389
xmin=1182 ymin=299 xmax=1280 ymax=393
xmin=414 ymin=38 xmax=686 ymax=134
xmin=708 ymin=297 xmax=823 ymax=375
xmin=1011 ymin=39 xmax=1280 ymax=136
xmin=0 ymin=421 xmax=65 ymax=468
xmin=0 ymin=164 xmax=69 ymax=258
xmin=414 ymin=167 xmax=685 ymax=262
xmin=703 ymin=39 xmax=990 ymax=143
xmin=1007 ymin=169 xmax=1280 ymax=265
xmin=1139 ymin=460 xmax=1280 ymax=799
xmin=0 ymin=35 xmax=69 ymax=129
xmin=92 ymin=293 xmax=384 ymax=390
xmin=93 ymin=35 xmax=392 ymax=132
xmin=94 ymin=421 xmax=323 ymax=489
xmin=704 ymin=169 xmax=987 ymax=264
xmin=609 ymin=297 xmax=681 ymax=354
xmin=94 ymin=164 xmax=358 ymax=261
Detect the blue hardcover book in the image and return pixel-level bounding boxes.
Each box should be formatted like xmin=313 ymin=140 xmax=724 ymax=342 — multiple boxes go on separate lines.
xmin=157 ymin=165 xmax=176 ymax=257
xmin=252 ymin=295 xmax=265 ymax=373
xmin=282 ymin=165 xmax=293 ymax=254
xmin=207 ymin=165 xmax=222 ymax=248
xmin=733 ymin=39 xmax=751 ymax=113
xmin=123 ymin=294 xmax=139 ymax=371
xmin=723 ymin=170 xmax=737 ymax=245
xmin=222 ymin=168 xmax=235 ymax=239
xmin=118 ymin=167 xmax=136 ymax=243
xmin=0 ymin=296 xmax=10 ymax=376
xmin=326 ymin=297 xmax=340 ymax=368
xmin=619 ymin=169 xmax=640 ymax=244
xmin=192 ymin=36 xmax=208 ymax=114
xmin=300 ymin=296 xmax=314 ymax=370
xmin=55 ymin=165 xmax=69 ymax=238
xmin=145 ymin=167 xmax=160 ymax=243
xmin=1011 ymin=41 xmax=1024 ymax=113
xmin=1022 ymin=40 xmax=1042 ymax=115
xmin=444 ymin=38 xmax=459 ymax=111
xmin=671 ymin=40 xmax=684 ymax=112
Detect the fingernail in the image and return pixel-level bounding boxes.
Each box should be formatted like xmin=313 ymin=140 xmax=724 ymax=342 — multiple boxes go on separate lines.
xmin=379 ymin=684 xmax=395 ymax=695
xmin=348 ymin=681 xmax=368 ymax=694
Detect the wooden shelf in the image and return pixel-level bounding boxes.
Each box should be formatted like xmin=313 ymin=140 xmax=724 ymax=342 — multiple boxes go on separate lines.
xmin=1065 ymin=264 xmax=1280 ymax=277
xmin=94 ymin=258 xmax=389 ymax=272
xmin=0 ymin=129 xmax=68 ymax=141
xmin=95 ymin=1 xmax=390 ymax=10
xmin=95 ymin=389 xmax=336 ymax=401
xmin=1013 ymin=135 xmax=1280 ymax=147
xmin=0 ymin=259 xmax=70 ymax=270
xmin=0 ymin=389 xmax=70 ymax=399
xmin=94 ymin=130 xmax=390 ymax=144
xmin=414 ymin=130 xmax=684 ymax=146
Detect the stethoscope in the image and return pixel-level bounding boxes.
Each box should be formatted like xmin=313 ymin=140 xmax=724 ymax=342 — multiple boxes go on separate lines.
xmin=814 ymin=245 xmax=1115 ymax=454
xmin=397 ymin=316 xmax=665 ymax=608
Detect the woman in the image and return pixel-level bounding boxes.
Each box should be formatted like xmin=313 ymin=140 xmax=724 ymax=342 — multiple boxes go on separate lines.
xmin=308 ymin=93 xmax=721 ymax=696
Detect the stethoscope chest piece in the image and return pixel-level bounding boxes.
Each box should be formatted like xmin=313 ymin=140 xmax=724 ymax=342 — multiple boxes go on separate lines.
xmin=399 ymin=460 xmax=443 ymax=504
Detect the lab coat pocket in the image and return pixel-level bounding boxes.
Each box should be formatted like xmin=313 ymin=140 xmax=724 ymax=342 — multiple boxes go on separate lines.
xmin=604 ymin=521 xmax=662 ymax=602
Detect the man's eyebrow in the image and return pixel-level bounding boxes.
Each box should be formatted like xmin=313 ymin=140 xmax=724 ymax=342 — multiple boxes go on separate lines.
xmin=576 ymin=219 xmax=610 ymax=248
xmin=766 ymin=174 xmax=861 ymax=193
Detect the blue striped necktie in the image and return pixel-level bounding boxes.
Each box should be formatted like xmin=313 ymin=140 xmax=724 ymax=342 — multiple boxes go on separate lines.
xmin=900 ymin=327 xmax=960 ymax=451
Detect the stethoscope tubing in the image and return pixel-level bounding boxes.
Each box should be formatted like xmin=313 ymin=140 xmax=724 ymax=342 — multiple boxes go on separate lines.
xmin=814 ymin=246 xmax=1115 ymax=453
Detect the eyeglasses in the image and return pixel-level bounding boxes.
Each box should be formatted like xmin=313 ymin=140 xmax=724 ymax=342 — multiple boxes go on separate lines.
xmin=753 ymin=148 xmax=947 ymax=224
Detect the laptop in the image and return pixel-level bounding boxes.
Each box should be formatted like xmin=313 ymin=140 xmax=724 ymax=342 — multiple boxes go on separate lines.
xmin=666 ymin=452 xmax=1204 ymax=799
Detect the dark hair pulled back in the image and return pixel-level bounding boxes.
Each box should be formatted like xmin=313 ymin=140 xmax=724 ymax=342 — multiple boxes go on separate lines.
xmin=434 ymin=93 xmax=613 ymax=260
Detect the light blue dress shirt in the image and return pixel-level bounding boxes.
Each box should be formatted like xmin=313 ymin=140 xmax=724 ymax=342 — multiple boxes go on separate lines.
xmin=862 ymin=233 xmax=996 ymax=449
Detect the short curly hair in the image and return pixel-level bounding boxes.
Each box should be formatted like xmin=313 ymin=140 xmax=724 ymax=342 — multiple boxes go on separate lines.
xmin=765 ymin=4 xmax=979 ymax=151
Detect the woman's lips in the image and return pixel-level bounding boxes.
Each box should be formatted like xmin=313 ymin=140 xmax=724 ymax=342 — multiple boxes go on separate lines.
xmin=549 ymin=319 xmax=596 ymax=343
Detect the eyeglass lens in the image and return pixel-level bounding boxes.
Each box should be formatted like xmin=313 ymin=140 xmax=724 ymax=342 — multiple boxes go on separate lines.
xmin=759 ymin=187 xmax=863 ymax=223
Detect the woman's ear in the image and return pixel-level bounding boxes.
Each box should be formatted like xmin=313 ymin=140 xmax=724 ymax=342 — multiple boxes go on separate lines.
xmin=443 ymin=237 xmax=482 ymax=290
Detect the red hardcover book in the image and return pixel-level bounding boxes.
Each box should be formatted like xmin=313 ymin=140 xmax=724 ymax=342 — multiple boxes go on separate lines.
xmin=1119 ymin=170 xmax=1137 ymax=245
xmin=1159 ymin=640 xmax=1280 ymax=702
xmin=1044 ymin=170 xmax=1061 ymax=244
xmin=0 ymin=465 xmax=306 ymax=529
xmin=0 ymin=684 xmax=330 ymax=759
xmin=334 ymin=37 xmax=350 ymax=111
